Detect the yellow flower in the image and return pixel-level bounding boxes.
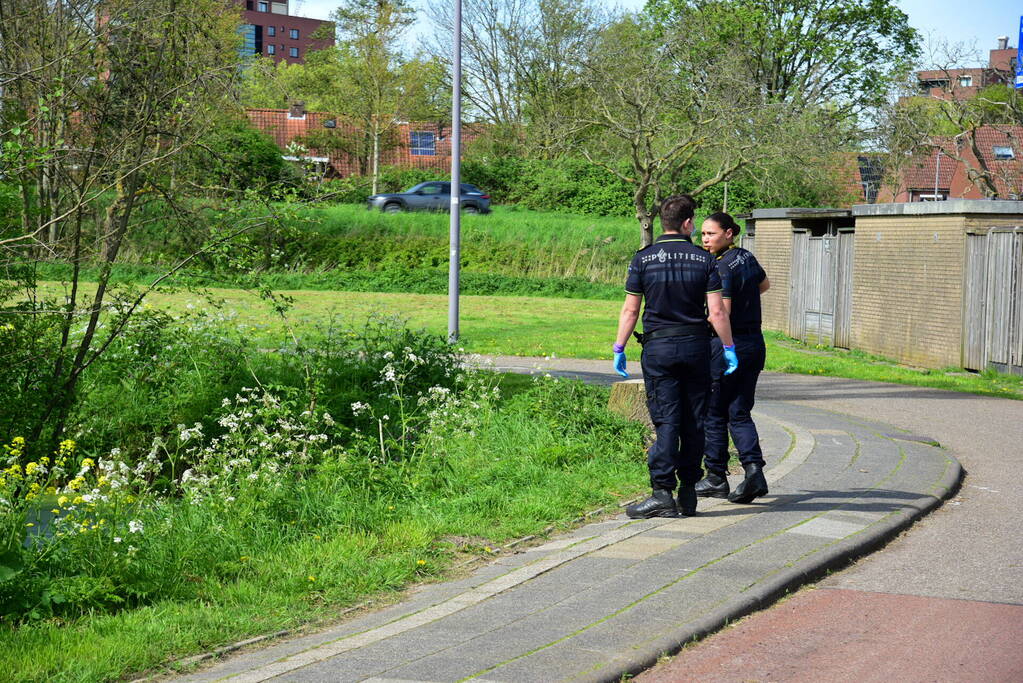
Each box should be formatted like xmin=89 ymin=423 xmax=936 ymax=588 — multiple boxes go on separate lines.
xmin=67 ymin=477 xmax=84 ymax=491
xmin=80 ymin=458 xmax=95 ymax=470
xmin=417 ymin=559 xmax=426 ymax=566
xmin=125 ymin=495 xmax=136 ymax=504
xmin=45 ymin=486 xmax=56 ymax=495
xmin=98 ymin=476 xmax=108 ymax=487
xmin=25 ymin=522 xmax=34 ymax=527
xmin=51 ymin=509 xmax=60 ymax=515
xmin=240 ymin=556 xmax=250 ymax=562
xmin=307 ymin=575 xmax=316 ymax=582
xmin=59 ymin=439 xmax=75 ymax=455
xmin=25 ymin=462 xmax=38 ymax=475
xmin=72 ymin=496 xmax=84 ymax=505
xmin=57 ymin=495 xmax=69 ymax=506
xmin=40 ymin=456 xmax=50 ymax=466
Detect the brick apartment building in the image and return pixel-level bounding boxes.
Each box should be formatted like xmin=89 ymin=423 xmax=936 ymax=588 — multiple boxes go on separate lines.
xmin=915 ymin=36 xmax=1016 ymax=100
xmin=237 ymin=0 xmax=333 ymax=64
xmin=246 ymin=105 xmax=484 ymax=177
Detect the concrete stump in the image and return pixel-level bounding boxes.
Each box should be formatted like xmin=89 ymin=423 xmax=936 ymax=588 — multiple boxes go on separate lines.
xmin=607 ymin=379 xmax=652 ymax=428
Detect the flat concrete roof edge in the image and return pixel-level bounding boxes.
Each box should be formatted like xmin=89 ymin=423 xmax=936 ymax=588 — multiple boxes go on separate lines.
xmin=750 ymin=207 xmax=851 ymax=219
xmin=853 ymin=200 xmax=1023 ymax=216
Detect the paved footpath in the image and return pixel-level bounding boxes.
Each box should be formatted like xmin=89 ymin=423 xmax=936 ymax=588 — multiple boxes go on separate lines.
xmin=171 ymin=358 xmax=978 ymax=683
xmin=637 ymin=371 xmax=1023 ymax=683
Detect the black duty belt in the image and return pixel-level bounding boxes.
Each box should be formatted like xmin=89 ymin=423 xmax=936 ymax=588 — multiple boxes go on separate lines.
xmin=633 ymin=324 xmax=709 ymax=345
xmin=710 ymin=326 xmax=762 ymax=337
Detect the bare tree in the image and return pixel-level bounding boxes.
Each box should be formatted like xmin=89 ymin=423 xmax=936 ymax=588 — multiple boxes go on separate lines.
xmin=0 ymin=0 xmax=244 ymax=446
xmin=423 ymin=0 xmax=610 ymax=158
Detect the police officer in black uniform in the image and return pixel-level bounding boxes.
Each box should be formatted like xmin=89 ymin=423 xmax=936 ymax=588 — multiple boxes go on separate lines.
xmin=612 ymin=195 xmax=738 ymax=518
xmin=696 ymin=212 xmax=771 ymax=504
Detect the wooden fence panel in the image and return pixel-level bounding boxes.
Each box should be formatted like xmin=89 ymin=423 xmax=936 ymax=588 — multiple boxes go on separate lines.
xmin=962 ymin=234 xmax=988 ymax=371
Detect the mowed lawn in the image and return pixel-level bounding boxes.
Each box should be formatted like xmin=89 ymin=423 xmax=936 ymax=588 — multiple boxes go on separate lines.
xmin=37 ymin=282 xmax=1023 ymax=399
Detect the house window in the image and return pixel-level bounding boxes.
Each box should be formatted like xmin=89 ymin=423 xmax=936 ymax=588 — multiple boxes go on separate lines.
xmin=289 ymin=47 xmax=299 ymax=58
xmin=919 ymin=78 xmax=949 ymax=92
xmin=257 ymin=1 xmax=268 ymax=10
xmin=289 ymin=28 xmax=299 ymax=39
xmin=267 ymin=44 xmax=275 ymax=55
xmin=267 ymin=25 xmax=276 ymax=36
xmin=994 ymin=145 xmax=1015 ymax=160
xmin=959 ymin=75 xmax=973 ymax=87
xmin=410 ymin=131 xmax=436 ymax=156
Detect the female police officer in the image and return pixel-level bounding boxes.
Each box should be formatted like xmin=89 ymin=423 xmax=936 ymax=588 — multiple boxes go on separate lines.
xmin=612 ymin=195 xmax=737 ymax=518
xmin=696 ymin=212 xmax=771 ymax=504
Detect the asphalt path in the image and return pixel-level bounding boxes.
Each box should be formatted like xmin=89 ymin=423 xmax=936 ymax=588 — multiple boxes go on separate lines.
xmin=486 ymin=357 xmax=1023 ymax=681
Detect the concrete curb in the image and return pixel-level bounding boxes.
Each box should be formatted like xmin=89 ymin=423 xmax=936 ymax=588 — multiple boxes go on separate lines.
xmin=584 ymin=457 xmax=965 ymax=683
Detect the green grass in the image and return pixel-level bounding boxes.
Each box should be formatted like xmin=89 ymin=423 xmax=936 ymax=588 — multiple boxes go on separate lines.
xmin=34 ymin=282 xmax=1023 ymax=400
xmin=0 ymin=375 xmax=649 ymax=682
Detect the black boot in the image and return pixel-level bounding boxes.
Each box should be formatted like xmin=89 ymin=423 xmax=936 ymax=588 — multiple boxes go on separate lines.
xmin=694 ymin=472 xmax=730 ymax=499
xmin=728 ymin=463 xmax=768 ymax=504
xmin=676 ymin=483 xmax=698 ymax=516
xmin=626 ymin=489 xmax=680 ymax=519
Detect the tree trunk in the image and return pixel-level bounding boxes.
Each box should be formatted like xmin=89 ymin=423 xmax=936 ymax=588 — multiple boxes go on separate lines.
xmin=635 ymin=182 xmax=655 ymax=248
xmin=371 ymin=118 xmax=380 ymax=196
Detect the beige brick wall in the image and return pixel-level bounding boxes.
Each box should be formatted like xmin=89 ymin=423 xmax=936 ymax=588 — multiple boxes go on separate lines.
xmin=752 ymin=219 xmax=793 ymax=334
xmin=851 ymin=215 xmax=966 ymax=367
xmin=850 ymin=214 xmax=1023 ymax=368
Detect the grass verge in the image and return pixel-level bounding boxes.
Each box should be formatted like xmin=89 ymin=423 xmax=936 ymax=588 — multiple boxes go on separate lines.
xmin=0 ymin=375 xmax=648 ymax=682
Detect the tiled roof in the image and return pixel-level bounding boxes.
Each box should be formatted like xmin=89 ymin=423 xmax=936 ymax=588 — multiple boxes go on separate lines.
xmin=902 ymin=144 xmax=957 ymax=190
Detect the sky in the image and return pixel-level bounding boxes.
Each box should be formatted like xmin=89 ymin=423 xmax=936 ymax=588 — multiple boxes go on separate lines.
xmin=292 ymin=0 xmax=1023 ymax=67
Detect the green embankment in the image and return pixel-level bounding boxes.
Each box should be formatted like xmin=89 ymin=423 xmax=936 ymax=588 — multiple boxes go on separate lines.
xmin=33 ymin=283 xmax=1023 ymax=400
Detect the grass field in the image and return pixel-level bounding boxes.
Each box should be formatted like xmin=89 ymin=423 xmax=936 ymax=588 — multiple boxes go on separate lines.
xmin=40 ymin=282 xmax=1023 ymax=400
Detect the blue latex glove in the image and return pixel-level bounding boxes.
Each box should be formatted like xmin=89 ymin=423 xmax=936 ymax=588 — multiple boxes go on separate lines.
xmin=613 ymin=351 xmax=629 ymax=378
xmin=723 ymin=345 xmax=739 ymax=376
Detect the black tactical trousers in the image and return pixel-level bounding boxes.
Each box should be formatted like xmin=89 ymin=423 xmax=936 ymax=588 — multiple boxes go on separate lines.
xmin=704 ymin=334 xmax=766 ymax=477
xmin=640 ymin=335 xmax=711 ymax=490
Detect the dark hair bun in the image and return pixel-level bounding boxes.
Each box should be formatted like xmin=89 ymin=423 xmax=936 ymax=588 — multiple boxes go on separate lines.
xmin=706 ymin=211 xmax=739 ymax=234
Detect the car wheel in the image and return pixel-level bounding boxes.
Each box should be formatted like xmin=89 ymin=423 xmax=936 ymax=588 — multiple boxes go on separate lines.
xmin=383 ymin=202 xmax=403 ymax=214
xmin=463 ymin=205 xmax=481 ymax=215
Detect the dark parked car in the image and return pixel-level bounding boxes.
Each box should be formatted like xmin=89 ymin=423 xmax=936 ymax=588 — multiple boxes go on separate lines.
xmin=367 ymin=182 xmax=491 ymax=214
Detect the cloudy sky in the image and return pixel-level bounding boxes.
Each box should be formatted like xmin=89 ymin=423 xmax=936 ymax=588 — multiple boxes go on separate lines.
xmin=291 ymin=0 xmax=1022 ymax=66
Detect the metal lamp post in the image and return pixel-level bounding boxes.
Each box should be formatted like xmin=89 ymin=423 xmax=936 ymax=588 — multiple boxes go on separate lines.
xmin=447 ymin=0 xmax=462 ymax=343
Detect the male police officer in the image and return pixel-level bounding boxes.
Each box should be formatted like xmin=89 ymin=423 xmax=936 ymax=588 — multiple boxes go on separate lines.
xmin=612 ymin=195 xmax=737 ymax=518
xmin=696 ymin=212 xmax=771 ymax=504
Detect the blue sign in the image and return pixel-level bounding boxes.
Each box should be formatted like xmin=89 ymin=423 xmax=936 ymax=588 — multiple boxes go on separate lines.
xmin=1017 ymin=17 xmax=1023 ymax=88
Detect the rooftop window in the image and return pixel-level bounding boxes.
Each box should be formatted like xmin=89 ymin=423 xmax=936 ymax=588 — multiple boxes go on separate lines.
xmin=993 ymin=145 xmax=1015 ymax=160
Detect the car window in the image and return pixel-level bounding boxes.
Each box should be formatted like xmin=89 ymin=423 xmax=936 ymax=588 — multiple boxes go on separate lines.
xmin=419 ymin=183 xmax=443 ymax=195
xmin=461 ymin=184 xmax=482 ymax=194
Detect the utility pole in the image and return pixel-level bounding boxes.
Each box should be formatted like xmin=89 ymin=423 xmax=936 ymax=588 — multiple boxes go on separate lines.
xmin=447 ymin=0 xmax=462 ymax=343
xmin=933 ymin=148 xmax=942 ymax=200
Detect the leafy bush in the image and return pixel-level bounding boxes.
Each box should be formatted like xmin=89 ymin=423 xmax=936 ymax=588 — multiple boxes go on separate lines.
xmin=181 ymin=118 xmax=299 ymax=191
xmin=0 ymin=312 xmax=646 ymax=627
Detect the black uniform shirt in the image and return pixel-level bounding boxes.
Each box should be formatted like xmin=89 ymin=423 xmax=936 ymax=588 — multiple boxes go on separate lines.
xmin=716 ymin=246 xmax=766 ymax=330
xmin=625 ymin=233 xmax=722 ymax=332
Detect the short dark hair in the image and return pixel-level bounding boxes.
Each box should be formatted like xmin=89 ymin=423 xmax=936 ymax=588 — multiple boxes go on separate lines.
xmin=706 ymin=211 xmax=741 ymax=236
xmin=660 ymin=195 xmax=696 ymax=232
